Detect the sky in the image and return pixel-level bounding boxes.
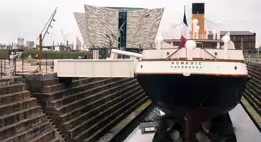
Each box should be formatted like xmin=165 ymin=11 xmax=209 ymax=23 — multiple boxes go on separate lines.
xmin=0 ymin=0 xmax=260 ymax=47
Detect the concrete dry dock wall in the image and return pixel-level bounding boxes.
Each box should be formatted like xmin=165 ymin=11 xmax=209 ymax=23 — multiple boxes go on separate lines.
xmin=0 ymin=76 xmax=58 ymax=142
xmin=25 ymin=75 xmax=147 ymax=142
xmin=243 ymin=63 xmax=261 ymax=127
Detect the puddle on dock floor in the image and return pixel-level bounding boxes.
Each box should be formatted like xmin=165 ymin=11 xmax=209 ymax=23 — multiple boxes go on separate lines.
xmin=241 ymin=97 xmax=261 ymax=127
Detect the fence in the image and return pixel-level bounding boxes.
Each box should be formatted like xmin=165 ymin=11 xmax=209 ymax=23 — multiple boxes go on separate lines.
xmin=0 ymin=58 xmax=58 ymax=78
xmin=0 ymin=49 xmax=93 ymax=60
xmin=0 ymin=60 xmax=17 ymax=78
xmin=23 ymin=50 xmax=88 ymax=59
xmin=0 ymin=51 xmax=95 ymax=78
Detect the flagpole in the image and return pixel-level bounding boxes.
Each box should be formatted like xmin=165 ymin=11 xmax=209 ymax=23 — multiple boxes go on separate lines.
xmin=181 ymin=5 xmax=188 ymax=57
xmin=183 ymin=6 xmax=186 ymax=48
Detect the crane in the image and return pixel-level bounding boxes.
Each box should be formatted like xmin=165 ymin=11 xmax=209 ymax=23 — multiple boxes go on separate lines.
xmin=61 ymin=30 xmax=70 ymax=50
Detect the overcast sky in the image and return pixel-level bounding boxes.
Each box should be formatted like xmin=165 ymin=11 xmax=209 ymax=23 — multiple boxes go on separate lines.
xmin=0 ymin=0 xmax=260 ymax=46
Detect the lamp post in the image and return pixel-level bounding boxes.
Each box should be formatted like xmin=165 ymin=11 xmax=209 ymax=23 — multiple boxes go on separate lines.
xmin=106 ymin=34 xmax=118 ymax=58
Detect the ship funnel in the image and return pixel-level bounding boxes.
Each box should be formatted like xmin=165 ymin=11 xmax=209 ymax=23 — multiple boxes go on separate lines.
xmin=191 ymin=2 xmax=206 ymax=39
xmin=192 ymin=19 xmax=199 ymax=39
xmin=196 ymin=26 xmax=200 ymax=39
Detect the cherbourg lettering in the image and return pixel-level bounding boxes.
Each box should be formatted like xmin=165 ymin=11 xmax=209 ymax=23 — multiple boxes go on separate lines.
xmin=171 ymin=61 xmax=202 ymax=69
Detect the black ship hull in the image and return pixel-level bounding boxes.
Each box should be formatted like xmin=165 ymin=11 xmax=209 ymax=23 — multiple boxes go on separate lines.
xmin=137 ymin=74 xmax=248 ymax=121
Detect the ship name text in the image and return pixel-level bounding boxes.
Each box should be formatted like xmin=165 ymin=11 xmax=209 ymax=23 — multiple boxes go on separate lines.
xmin=170 ymin=61 xmax=202 ymax=69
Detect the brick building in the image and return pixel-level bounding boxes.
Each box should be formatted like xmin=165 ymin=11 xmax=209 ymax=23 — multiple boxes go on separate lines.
xmin=209 ymin=31 xmax=256 ymax=53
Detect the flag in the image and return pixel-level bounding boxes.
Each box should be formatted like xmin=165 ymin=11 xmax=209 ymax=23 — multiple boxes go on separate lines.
xmin=181 ymin=7 xmax=188 ymax=48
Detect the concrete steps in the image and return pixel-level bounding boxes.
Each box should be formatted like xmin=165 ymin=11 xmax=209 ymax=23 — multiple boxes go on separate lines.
xmin=0 ymin=77 xmax=58 ymax=142
xmin=72 ymin=88 xmax=146 ymax=142
xmin=55 ymin=78 xmax=130 ymax=114
xmin=0 ymin=105 xmax=41 ymax=128
xmin=27 ymin=130 xmax=56 ymax=142
xmin=0 ymin=90 xmax=30 ymax=105
xmin=31 ymin=76 xmax=148 ymax=142
xmin=0 ymin=83 xmax=25 ymax=94
xmin=1 ymin=121 xmax=51 ymax=142
xmin=0 ymin=76 xmax=23 ymax=87
xmin=41 ymin=78 xmax=92 ymax=93
xmin=62 ymin=81 xmax=138 ymax=130
xmin=62 ymin=80 xmax=139 ymax=131
xmin=243 ymin=63 xmax=261 ymax=124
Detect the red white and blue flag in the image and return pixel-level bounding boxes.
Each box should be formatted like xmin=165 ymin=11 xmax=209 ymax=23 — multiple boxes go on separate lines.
xmin=181 ymin=7 xmax=188 ymax=48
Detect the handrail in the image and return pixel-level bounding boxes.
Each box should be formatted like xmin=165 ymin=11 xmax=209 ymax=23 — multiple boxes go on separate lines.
xmin=111 ymin=49 xmax=143 ymax=58
xmin=202 ymin=48 xmax=218 ymax=60
xmin=166 ymin=47 xmax=182 ymax=60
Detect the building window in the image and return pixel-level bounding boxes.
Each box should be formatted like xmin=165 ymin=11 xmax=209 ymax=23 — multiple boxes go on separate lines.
xmin=118 ymin=11 xmax=127 ymax=48
xmin=249 ymin=43 xmax=252 ymax=48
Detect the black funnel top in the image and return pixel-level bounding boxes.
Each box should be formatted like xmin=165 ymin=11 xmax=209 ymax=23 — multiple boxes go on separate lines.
xmin=192 ymin=3 xmax=205 ymax=14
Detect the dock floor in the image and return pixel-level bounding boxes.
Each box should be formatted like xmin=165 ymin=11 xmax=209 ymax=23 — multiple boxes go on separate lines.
xmin=125 ymin=104 xmax=261 ymax=142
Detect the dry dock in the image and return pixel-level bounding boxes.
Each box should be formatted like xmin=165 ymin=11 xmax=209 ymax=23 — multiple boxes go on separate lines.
xmin=0 ymin=61 xmax=261 ymax=142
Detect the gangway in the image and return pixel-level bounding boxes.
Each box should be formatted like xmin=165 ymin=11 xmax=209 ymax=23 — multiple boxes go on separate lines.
xmin=54 ymin=49 xmax=142 ymax=78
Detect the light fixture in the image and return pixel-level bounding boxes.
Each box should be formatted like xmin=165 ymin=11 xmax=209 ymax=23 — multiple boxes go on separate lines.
xmin=145 ymin=13 xmax=150 ymax=17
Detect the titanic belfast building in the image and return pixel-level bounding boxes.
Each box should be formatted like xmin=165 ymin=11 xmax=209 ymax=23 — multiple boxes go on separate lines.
xmin=73 ymin=5 xmax=164 ymax=50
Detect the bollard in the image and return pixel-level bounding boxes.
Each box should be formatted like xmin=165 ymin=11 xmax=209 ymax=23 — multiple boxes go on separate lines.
xmin=1 ymin=61 xmax=2 ymax=78
xmin=4 ymin=61 xmax=5 ymax=73
xmin=53 ymin=51 xmax=54 ymax=71
xmin=46 ymin=51 xmax=47 ymax=74
xmin=22 ymin=55 xmax=24 ymax=74
xmin=14 ymin=59 xmax=16 ymax=76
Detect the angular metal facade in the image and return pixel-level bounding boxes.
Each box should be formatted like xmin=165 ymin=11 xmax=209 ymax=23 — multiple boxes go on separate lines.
xmin=126 ymin=8 xmax=164 ymax=49
xmin=73 ymin=5 xmax=164 ymax=49
xmin=84 ymin=5 xmax=119 ymax=48
xmin=73 ymin=12 xmax=87 ymax=46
